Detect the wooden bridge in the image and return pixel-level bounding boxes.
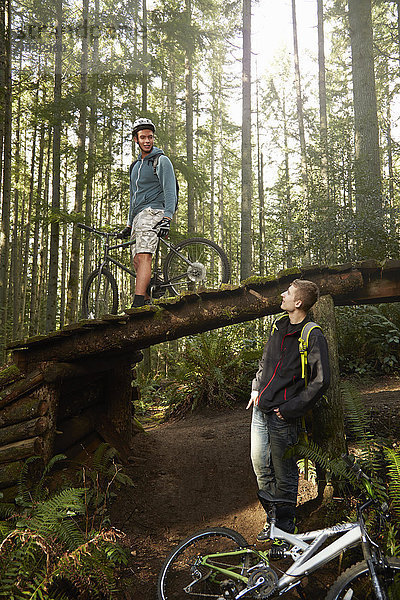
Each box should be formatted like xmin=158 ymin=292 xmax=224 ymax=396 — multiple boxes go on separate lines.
xmin=1 ymin=259 xmax=400 ymax=498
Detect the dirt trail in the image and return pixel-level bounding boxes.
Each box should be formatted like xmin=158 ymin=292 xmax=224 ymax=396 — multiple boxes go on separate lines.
xmin=111 ymin=376 xmax=400 ymax=599
xmin=112 ymin=405 xmax=317 ymax=598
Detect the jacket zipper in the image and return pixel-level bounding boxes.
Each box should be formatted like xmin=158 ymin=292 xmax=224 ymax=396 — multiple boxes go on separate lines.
xmin=133 ymin=158 xmax=144 ymax=208
xmin=257 ymin=331 xmax=298 ymax=405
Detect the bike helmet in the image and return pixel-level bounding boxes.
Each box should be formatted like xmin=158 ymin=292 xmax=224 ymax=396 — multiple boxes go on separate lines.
xmin=132 ymin=117 xmax=156 ymax=137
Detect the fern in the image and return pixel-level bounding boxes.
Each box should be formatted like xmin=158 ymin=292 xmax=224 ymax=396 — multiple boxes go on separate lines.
xmin=0 ymin=453 xmax=130 ymax=599
xmin=385 ymin=447 xmax=400 ymax=520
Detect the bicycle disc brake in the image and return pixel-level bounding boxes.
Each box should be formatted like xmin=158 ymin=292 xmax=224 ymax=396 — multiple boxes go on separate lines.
xmin=187 ymin=262 xmax=207 ymax=283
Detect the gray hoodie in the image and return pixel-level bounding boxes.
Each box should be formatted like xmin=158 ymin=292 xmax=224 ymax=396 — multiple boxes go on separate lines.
xmin=128 ymin=146 xmax=177 ymax=226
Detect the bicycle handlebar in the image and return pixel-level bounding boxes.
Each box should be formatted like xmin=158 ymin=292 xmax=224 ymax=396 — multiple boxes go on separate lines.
xmin=77 ymin=223 xmax=120 ymax=237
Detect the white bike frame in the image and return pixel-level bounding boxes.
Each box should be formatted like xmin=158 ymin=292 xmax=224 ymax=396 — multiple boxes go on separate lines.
xmin=267 ymin=520 xmax=362 ymax=593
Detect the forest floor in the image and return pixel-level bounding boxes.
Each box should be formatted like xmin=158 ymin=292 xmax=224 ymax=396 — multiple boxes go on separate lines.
xmin=111 ymin=375 xmax=400 ymax=599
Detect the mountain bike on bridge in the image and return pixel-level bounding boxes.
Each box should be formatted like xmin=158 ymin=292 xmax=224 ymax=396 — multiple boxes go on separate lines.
xmin=79 ymin=223 xmax=230 ymax=319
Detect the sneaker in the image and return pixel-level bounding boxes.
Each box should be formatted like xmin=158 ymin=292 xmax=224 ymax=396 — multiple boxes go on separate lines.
xmin=256 ymin=522 xmax=271 ymax=542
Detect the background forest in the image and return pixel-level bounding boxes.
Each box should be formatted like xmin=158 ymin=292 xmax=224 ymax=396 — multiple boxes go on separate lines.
xmin=0 ymin=0 xmax=400 ymax=358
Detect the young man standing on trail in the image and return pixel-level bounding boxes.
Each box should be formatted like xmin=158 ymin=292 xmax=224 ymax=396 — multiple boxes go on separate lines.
xmin=118 ymin=117 xmax=177 ymax=307
xmin=247 ymin=279 xmax=330 ymax=541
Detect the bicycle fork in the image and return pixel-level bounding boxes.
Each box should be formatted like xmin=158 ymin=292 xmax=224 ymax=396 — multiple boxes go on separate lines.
xmin=359 ymin=507 xmax=388 ymax=600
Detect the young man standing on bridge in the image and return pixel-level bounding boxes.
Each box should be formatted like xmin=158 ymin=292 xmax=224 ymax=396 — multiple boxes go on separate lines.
xmin=247 ymin=279 xmax=330 ymax=541
xmin=118 ymin=117 xmax=178 ymax=307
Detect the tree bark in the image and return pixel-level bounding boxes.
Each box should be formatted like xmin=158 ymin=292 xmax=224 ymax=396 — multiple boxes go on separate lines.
xmin=185 ymin=0 xmax=195 ymax=235
xmin=348 ymin=0 xmax=385 ymax=259
xmin=292 ymin=0 xmax=308 ymax=193
xmin=241 ymin=0 xmax=252 ymax=280
xmin=311 ymin=295 xmax=346 ymax=501
xmin=0 ymin=0 xmax=11 ymax=357
xmin=0 ymin=437 xmax=44 ymax=463
xmin=66 ymin=0 xmax=88 ymax=323
xmin=46 ymin=0 xmax=63 ymax=332
xmin=256 ymin=79 xmax=265 ymax=276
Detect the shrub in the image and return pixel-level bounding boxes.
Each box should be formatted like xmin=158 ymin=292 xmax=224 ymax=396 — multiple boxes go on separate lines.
xmin=336 ymin=305 xmax=400 ymax=375
xmin=0 ymin=450 xmax=131 ymax=599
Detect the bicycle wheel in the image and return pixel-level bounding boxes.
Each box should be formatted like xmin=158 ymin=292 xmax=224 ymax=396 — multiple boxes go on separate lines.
xmin=163 ymin=237 xmax=230 ymax=296
xmin=325 ymin=557 xmax=400 ymax=600
xmin=82 ymin=268 xmax=118 ymax=319
xmin=157 ymin=527 xmax=250 ymax=600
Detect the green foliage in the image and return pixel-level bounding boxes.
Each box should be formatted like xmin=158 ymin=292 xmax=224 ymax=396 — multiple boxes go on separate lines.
xmin=0 ymin=451 xmax=131 ymax=599
xmin=385 ymin=447 xmax=400 ymax=522
xmin=336 ymin=305 xmax=400 ymax=375
xmin=136 ymin=323 xmax=263 ymax=415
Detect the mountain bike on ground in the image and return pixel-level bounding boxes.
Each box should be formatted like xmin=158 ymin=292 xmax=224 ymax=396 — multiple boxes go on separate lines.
xmin=157 ymin=456 xmax=400 ymax=600
xmin=78 ymin=223 xmax=231 ymax=319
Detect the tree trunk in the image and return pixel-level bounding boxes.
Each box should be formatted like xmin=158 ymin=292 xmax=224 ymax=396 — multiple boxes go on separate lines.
xmin=241 ymin=0 xmax=252 ymax=280
xmin=66 ymin=0 xmax=88 ymax=324
xmin=317 ymin=0 xmax=330 ymax=261
xmin=256 ymin=78 xmax=265 ymax=276
xmin=141 ymin=0 xmax=148 ymax=111
xmin=46 ymin=0 xmax=63 ymax=332
xmin=0 ymin=0 xmax=11 ymax=357
xmin=83 ymin=0 xmax=99 ymax=285
xmin=29 ymin=114 xmax=47 ymax=336
xmin=11 ymin=68 xmax=22 ymax=340
xmin=348 ymin=0 xmax=385 ymax=259
xmin=282 ymin=94 xmax=293 ymax=268
xmin=292 ymin=0 xmax=308 ymax=193
xmin=311 ymin=295 xmax=346 ymax=502
xmin=185 ymin=0 xmax=195 ymax=235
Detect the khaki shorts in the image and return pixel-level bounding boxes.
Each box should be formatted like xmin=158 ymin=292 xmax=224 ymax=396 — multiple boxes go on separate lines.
xmin=131 ymin=207 xmax=164 ymax=256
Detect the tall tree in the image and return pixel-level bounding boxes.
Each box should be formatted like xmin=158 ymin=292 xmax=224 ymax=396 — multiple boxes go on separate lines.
xmin=241 ymin=0 xmax=252 ymax=280
xmin=66 ymin=0 xmax=89 ymax=323
xmin=46 ymin=0 xmax=63 ymax=332
xmin=348 ymin=0 xmax=385 ymax=259
xmin=291 ymin=0 xmax=308 ymax=193
xmin=317 ymin=0 xmax=329 ymax=196
xmin=0 ymin=0 xmax=11 ymax=355
xmin=185 ymin=0 xmax=195 ymax=235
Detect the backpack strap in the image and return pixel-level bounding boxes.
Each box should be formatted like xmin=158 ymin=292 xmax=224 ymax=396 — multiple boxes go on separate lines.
xmin=298 ymin=322 xmax=322 ymax=385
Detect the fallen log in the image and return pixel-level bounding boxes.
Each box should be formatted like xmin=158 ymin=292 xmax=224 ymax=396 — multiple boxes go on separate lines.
xmin=0 ymin=416 xmax=49 ymax=446
xmin=0 ymin=437 xmax=44 ymax=463
xmin=0 ymin=395 xmax=48 ymax=428
xmin=10 ymin=269 xmax=364 ymax=368
xmin=0 ymin=370 xmax=44 ymax=410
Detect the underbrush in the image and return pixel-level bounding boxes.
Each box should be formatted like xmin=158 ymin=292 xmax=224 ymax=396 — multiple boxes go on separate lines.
xmin=135 ymin=325 xmax=262 ymax=417
xmin=0 ymin=445 xmax=133 ymax=599
xmin=336 ymin=304 xmax=400 ymax=375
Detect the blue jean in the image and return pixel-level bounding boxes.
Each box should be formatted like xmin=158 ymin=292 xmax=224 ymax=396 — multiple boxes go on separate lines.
xmin=251 ymin=406 xmax=299 ymax=528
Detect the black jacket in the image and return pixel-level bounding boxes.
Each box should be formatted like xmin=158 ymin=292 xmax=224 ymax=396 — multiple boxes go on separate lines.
xmin=252 ymin=315 xmax=330 ymax=420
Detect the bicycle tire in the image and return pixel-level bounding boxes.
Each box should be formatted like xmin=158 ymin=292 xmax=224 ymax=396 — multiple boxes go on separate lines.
xmin=325 ymin=557 xmax=400 ymax=600
xmin=163 ymin=237 xmax=230 ymax=296
xmin=82 ymin=268 xmax=119 ymax=319
xmin=157 ymin=527 xmax=250 ymax=600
